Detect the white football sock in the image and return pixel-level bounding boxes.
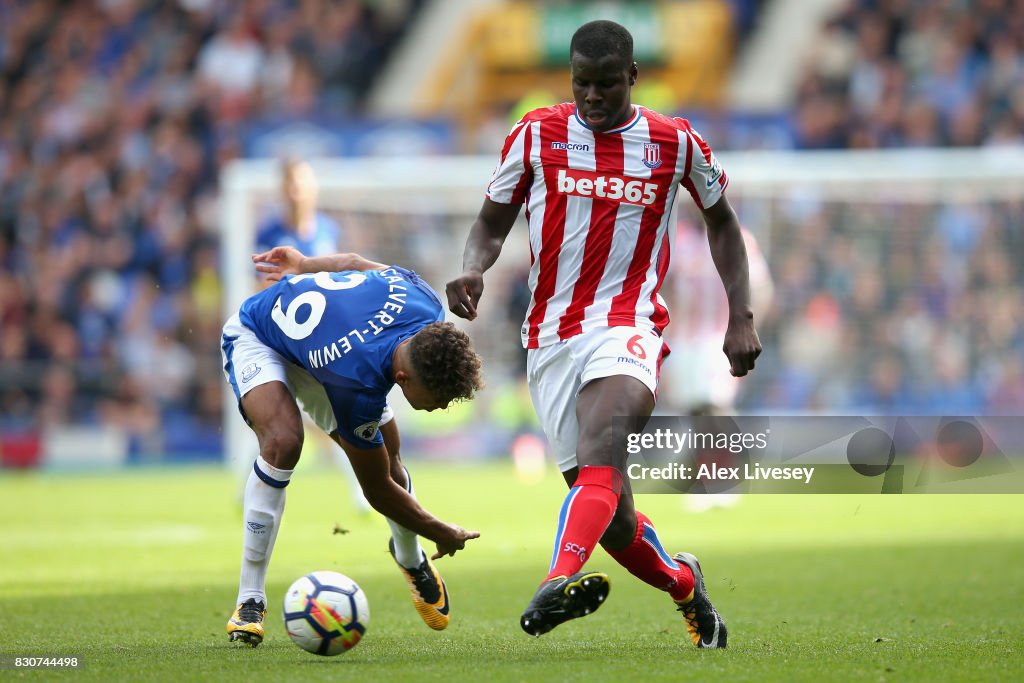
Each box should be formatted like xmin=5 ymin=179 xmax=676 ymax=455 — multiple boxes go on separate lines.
xmin=387 ymin=466 xmax=424 ymax=568
xmin=237 ymin=456 xmax=293 ymax=605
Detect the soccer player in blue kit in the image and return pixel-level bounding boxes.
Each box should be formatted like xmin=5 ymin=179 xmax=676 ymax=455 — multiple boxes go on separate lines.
xmin=250 ymin=157 xmax=370 ymax=516
xmin=222 ymin=245 xmax=484 ymax=646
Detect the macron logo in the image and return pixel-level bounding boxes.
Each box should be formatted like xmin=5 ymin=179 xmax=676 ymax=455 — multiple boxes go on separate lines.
xmin=551 ymin=141 xmax=590 ymax=151
xmin=557 ymin=168 xmax=659 ymax=206
xmin=617 ymin=356 xmax=652 ymax=374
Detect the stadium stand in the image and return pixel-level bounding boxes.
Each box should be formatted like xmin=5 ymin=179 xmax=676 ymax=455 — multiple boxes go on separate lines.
xmin=0 ymin=0 xmax=426 ymax=464
xmin=728 ymin=0 xmax=1024 ymax=414
xmin=1 ymin=0 xmax=1021 ymax=465
xmin=735 ymin=193 xmax=1024 ymax=416
xmin=793 ymin=0 xmax=1024 ymax=149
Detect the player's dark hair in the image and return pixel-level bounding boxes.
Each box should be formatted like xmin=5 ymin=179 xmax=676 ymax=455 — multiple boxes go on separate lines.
xmin=569 ymin=20 xmax=634 ymax=66
xmin=408 ymin=322 xmax=484 ymax=404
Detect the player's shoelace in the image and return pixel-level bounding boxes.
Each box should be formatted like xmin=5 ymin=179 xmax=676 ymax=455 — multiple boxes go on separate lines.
xmin=676 ymin=597 xmax=716 ymax=642
xmin=237 ymin=598 xmax=265 ymax=623
xmin=404 ymin=557 xmax=441 ymax=603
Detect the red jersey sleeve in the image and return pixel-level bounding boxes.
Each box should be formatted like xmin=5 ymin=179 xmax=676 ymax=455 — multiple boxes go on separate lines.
xmin=486 ymin=119 xmax=534 ymax=205
xmin=677 ymin=120 xmax=728 ymax=210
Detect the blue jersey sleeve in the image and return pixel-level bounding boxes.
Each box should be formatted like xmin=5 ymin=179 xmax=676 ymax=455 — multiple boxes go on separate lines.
xmin=324 ymin=384 xmax=388 ymax=448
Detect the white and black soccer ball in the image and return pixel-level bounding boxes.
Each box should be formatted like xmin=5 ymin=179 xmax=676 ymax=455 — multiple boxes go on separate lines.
xmin=282 ymin=571 xmax=369 ymax=656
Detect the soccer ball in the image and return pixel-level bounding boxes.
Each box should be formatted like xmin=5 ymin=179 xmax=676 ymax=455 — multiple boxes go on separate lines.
xmin=282 ymin=571 xmax=369 ymax=656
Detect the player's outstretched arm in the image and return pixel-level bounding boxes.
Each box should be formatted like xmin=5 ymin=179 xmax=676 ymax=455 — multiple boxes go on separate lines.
xmin=252 ymin=246 xmax=387 ymax=281
xmin=333 ymin=434 xmax=480 ymax=559
xmin=445 ymin=198 xmax=521 ymax=320
xmin=702 ymin=195 xmax=763 ymax=377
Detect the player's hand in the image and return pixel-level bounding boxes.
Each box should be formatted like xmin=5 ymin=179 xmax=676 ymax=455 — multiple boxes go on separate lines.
xmin=252 ymin=246 xmax=307 ymax=281
xmin=445 ymin=271 xmax=484 ymax=320
xmin=431 ymin=525 xmax=480 ymax=560
xmin=723 ymin=313 xmax=762 ymax=377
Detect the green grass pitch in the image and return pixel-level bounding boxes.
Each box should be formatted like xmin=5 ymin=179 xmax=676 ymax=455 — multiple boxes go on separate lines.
xmin=1 ymin=462 xmax=1022 ymax=682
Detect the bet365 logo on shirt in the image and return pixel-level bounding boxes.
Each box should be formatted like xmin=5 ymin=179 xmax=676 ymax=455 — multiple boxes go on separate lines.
xmin=556 ymin=169 xmax=658 ymax=206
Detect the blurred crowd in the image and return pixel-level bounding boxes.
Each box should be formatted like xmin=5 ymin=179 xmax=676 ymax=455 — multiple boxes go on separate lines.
xmin=743 ymin=195 xmax=1024 ymax=416
xmin=795 ymin=0 xmax=1024 ymax=148
xmin=1 ymin=0 xmax=1022 ymax=461
xmin=736 ymin=0 xmax=1024 ymax=414
xmin=0 ymin=0 xmax=422 ymax=455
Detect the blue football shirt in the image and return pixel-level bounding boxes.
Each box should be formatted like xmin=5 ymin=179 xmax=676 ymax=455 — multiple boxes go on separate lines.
xmin=255 ymin=212 xmax=341 ymax=257
xmin=239 ymin=266 xmax=444 ymax=448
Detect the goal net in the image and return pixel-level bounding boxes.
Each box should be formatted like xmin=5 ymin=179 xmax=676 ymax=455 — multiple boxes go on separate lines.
xmin=220 ymin=149 xmax=1024 ymax=464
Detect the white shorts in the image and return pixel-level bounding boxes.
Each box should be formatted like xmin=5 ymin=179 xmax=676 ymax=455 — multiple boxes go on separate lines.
xmin=221 ymin=314 xmax=393 ymax=435
xmin=527 ymin=326 xmax=665 ymax=472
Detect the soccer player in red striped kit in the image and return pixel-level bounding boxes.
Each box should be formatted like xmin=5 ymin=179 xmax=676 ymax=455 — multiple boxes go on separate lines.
xmin=446 ymin=20 xmax=761 ymax=647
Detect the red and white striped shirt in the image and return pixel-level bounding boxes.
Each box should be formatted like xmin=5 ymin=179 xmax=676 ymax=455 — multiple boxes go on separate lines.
xmin=487 ymin=103 xmax=728 ymax=349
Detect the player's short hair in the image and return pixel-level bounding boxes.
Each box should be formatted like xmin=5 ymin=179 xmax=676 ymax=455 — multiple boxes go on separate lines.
xmin=408 ymin=322 xmax=484 ymax=404
xmin=569 ymin=20 xmax=634 ymax=66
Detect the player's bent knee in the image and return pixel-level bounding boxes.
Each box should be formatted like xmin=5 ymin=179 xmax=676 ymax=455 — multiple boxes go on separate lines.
xmin=259 ymin=429 xmax=304 ymax=470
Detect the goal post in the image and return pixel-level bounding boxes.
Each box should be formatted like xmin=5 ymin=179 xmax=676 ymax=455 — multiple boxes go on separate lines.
xmin=219 ymin=148 xmax=1024 ymax=465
